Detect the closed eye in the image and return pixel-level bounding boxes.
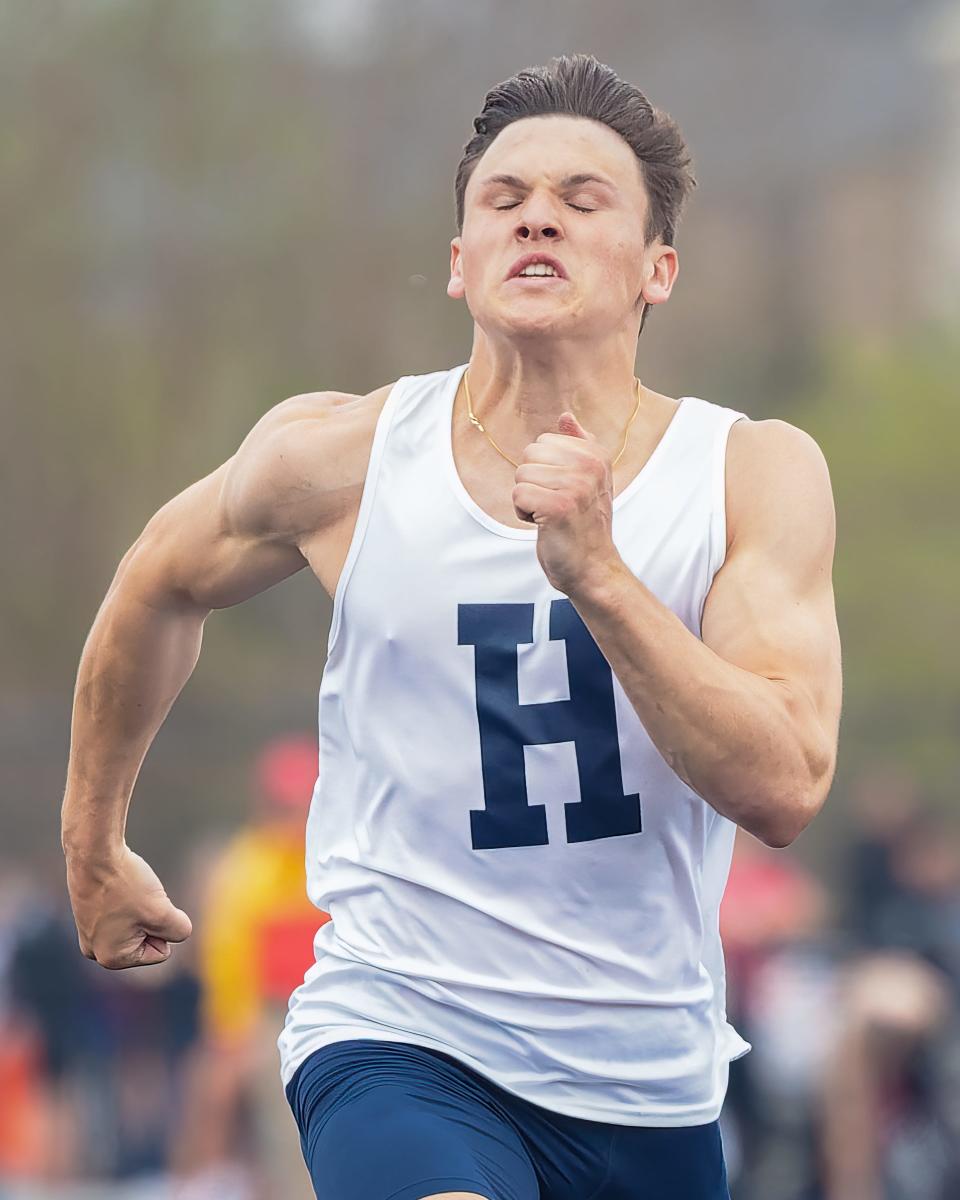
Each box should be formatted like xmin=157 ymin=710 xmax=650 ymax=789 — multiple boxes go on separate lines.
xmin=494 ymin=202 xmax=594 ymax=213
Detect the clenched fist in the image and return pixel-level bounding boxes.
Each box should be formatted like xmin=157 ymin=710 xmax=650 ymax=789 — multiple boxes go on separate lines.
xmin=65 ymin=844 xmax=193 ymax=969
xmin=513 ymin=411 xmax=622 ymax=596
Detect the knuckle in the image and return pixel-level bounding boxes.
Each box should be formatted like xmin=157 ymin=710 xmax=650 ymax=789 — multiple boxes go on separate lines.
xmin=517 ymin=490 xmax=540 ymax=507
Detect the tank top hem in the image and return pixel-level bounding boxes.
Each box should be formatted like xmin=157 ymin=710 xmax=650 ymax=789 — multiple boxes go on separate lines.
xmin=279 ymin=1024 xmax=747 ymax=1128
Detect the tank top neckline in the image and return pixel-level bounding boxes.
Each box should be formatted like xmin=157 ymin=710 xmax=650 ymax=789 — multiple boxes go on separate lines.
xmin=439 ymin=361 xmax=692 ymax=541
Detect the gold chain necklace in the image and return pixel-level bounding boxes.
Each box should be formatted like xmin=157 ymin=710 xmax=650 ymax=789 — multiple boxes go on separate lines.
xmin=463 ymin=369 xmax=643 ymax=469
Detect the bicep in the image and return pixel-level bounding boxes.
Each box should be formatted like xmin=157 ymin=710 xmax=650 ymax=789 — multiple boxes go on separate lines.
xmin=701 ymin=420 xmax=842 ymax=751
xmin=115 ymin=389 xmax=373 ymax=614
xmin=118 ymin=461 xmax=307 ymax=614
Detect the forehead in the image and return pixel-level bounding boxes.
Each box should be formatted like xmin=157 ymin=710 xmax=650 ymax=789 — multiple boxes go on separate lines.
xmin=469 ymin=114 xmax=645 ymax=197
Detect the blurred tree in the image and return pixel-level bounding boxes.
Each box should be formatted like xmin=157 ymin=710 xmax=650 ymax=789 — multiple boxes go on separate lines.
xmin=801 ymin=326 xmax=959 ymax=825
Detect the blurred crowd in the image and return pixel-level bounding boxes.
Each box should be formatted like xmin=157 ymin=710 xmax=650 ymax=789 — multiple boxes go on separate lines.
xmin=721 ymin=767 xmax=960 ymax=1200
xmin=0 ymin=735 xmax=321 ymax=1200
xmin=2 ymin=751 xmax=960 ymax=1200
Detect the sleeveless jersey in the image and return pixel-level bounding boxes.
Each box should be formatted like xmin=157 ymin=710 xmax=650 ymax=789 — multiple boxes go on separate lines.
xmin=278 ymin=362 xmax=752 ymax=1126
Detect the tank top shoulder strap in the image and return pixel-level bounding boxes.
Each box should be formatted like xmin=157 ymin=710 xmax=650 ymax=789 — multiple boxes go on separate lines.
xmin=683 ymin=396 xmax=749 ymax=598
xmin=326 ymin=374 xmax=412 ymax=653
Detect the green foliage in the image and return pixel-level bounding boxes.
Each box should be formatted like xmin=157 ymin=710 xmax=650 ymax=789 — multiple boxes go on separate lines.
xmin=796 ymin=326 xmax=959 ymax=813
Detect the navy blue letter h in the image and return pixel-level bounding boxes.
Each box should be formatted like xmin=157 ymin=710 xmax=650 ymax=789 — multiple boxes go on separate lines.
xmin=458 ymin=599 xmax=642 ymax=850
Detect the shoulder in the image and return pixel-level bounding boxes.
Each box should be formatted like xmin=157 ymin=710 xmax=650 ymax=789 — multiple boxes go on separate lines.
xmin=223 ymin=382 xmax=396 ymax=540
xmin=240 ymin=384 xmax=392 ymax=461
xmin=725 ymin=416 xmax=835 ymax=551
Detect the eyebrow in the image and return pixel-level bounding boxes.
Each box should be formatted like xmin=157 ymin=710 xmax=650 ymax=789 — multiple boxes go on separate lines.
xmin=478 ymin=172 xmax=617 ymax=192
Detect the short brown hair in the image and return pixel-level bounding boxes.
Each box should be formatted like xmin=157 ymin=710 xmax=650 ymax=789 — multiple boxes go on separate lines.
xmin=455 ymin=54 xmax=695 ymax=247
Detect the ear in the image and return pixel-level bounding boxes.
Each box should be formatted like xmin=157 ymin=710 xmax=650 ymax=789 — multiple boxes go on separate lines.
xmin=640 ymin=245 xmax=679 ymax=308
xmin=447 ymin=236 xmax=465 ymax=300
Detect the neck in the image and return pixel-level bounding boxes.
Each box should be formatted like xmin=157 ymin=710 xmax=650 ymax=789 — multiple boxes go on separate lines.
xmin=464 ymin=331 xmax=643 ymax=446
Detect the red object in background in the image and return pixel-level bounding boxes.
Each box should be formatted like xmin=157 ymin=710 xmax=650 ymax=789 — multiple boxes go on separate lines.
xmin=720 ymin=838 xmax=825 ymax=1018
xmin=0 ymin=1024 xmax=45 ymax=1175
xmin=256 ymin=735 xmax=319 ymax=813
xmin=257 ymin=910 xmax=331 ymax=1003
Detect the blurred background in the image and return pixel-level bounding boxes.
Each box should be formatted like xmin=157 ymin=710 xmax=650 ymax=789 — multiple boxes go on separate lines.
xmin=2 ymin=1 xmax=958 ymax=1197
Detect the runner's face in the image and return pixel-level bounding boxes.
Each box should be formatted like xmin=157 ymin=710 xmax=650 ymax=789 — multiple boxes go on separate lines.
xmin=449 ymin=115 xmax=670 ymax=340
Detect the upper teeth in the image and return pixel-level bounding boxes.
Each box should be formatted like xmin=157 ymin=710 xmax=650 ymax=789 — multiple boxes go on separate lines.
xmin=519 ymin=263 xmax=557 ymax=276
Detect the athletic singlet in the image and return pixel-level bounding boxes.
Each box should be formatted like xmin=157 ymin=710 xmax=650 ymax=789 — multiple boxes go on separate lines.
xmin=277 ymin=362 xmax=752 ymax=1126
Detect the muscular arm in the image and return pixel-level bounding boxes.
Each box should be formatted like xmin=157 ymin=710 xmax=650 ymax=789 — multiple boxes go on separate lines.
xmin=61 ymin=391 xmax=360 ymax=965
xmin=566 ymin=418 xmax=842 ymax=847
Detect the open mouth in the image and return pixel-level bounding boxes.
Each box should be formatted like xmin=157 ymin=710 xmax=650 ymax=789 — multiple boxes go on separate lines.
xmin=506 ymin=254 xmax=569 ymax=282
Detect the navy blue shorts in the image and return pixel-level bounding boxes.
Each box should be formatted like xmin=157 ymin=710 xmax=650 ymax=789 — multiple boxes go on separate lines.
xmin=285 ymin=1039 xmax=730 ymax=1200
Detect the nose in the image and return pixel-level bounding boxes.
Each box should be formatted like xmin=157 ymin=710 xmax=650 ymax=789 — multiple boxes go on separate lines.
xmin=514 ymin=191 xmax=562 ymax=240
xmin=517 ymin=221 xmax=560 ymax=240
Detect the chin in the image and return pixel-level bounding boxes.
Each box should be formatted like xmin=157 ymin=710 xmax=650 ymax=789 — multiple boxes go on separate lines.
xmin=491 ymin=306 xmax=581 ymax=340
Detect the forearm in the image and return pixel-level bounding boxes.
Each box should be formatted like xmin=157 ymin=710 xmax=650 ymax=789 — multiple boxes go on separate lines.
xmin=62 ymin=581 xmax=206 ymax=861
xmin=570 ymin=558 xmax=830 ymax=846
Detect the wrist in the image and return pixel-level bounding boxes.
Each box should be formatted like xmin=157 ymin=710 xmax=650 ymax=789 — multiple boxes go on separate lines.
xmin=62 ymin=828 xmax=126 ymax=870
xmin=566 ymin=551 xmax=631 ymax=608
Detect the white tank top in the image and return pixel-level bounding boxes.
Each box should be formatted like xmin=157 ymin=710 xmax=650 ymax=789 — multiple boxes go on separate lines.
xmin=278 ymin=362 xmax=752 ymax=1126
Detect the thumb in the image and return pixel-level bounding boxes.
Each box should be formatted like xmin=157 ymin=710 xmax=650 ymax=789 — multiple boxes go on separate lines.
xmin=148 ymin=902 xmax=193 ymax=946
xmin=557 ymin=411 xmax=589 ymax=439
xmin=136 ymin=905 xmax=192 ymax=967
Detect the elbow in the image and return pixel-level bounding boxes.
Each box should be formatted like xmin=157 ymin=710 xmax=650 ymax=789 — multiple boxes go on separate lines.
xmin=738 ymin=785 xmax=809 ymax=848
xmin=757 ymin=745 xmax=835 ymax=850
xmin=759 ymin=820 xmax=803 ymax=850
xmin=779 ymin=787 xmax=823 ymax=846
xmin=751 ymin=683 xmax=838 ymax=849
xmin=755 ymin=802 xmax=813 ymax=849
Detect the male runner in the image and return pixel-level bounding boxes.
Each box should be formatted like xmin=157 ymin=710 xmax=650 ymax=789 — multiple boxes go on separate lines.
xmin=63 ymin=54 xmax=842 ymax=1200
